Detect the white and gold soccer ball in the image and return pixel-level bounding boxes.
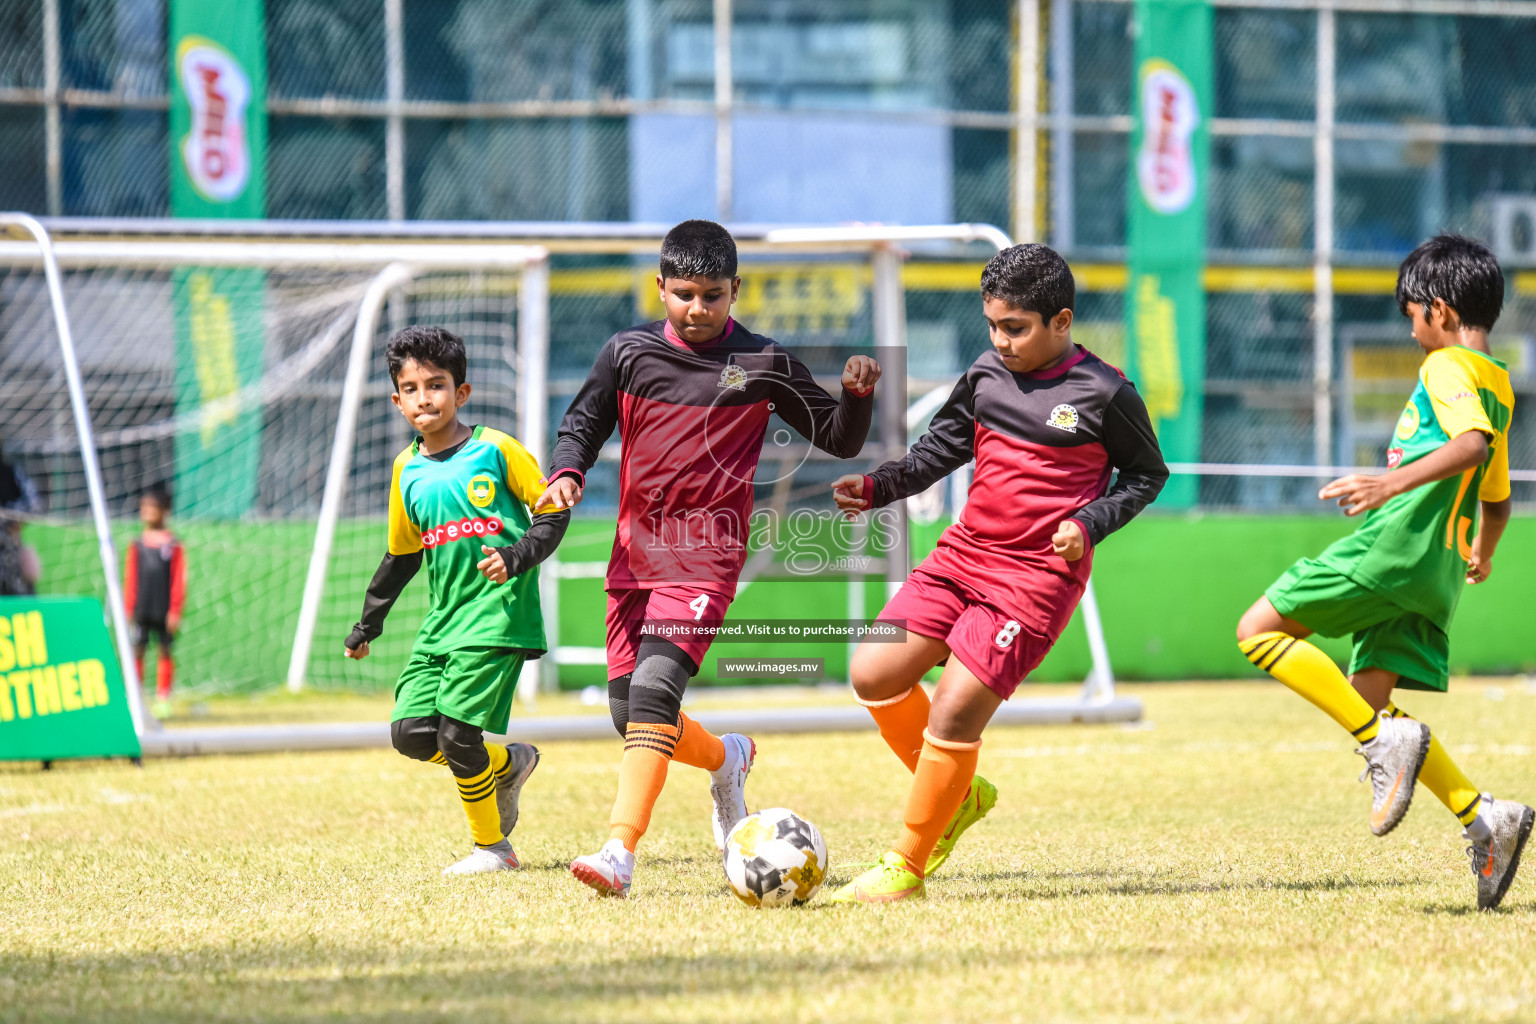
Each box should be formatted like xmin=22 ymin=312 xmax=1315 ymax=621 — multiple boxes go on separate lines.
xmin=722 ymin=807 xmax=828 ymax=908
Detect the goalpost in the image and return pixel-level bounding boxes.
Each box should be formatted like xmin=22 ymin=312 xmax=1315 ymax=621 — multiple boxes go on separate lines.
xmin=0 ymin=216 xmax=549 ymax=744
xmin=3 ymin=216 xmax=1132 ymax=756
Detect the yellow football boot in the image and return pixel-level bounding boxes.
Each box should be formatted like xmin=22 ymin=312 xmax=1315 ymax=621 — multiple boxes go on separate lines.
xmin=828 ymin=852 xmax=925 ymax=904
xmin=925 ymin=775 xmax=997 ymax=876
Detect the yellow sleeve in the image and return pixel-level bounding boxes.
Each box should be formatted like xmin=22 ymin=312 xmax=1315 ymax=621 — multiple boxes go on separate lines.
xmin=483 ymin=428 xmax=553 ymax=512
xmin=1480 ymin=428 xmax=1511 ymax=502
xmin=387 ymin=447 xmax=423 ymax=555
xmin=1422 ymin=350 xmax=1495 ymax=441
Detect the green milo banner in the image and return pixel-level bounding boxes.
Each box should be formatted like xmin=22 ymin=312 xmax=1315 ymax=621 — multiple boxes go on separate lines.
xmin=0 ymin=598 xmax=140 ymax=761
xmin=169 ymin=0 xmax=268 ymax=517
xmin=1124 ymin=0 xmax=1212 ymax=508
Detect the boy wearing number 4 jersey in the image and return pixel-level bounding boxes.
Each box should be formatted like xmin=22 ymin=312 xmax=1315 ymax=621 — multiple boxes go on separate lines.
xmin=1238 ymin=235 xmax=1532 ymax=911
xmin=539 ymin=220 xmax=880 ymax=897
xmin=828 ymin=244 xmax=1168 ymax=902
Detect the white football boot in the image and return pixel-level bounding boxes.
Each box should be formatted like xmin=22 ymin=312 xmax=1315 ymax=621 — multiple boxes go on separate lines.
xmin=1355 ymin=712 xmax=1431 ymax=836
xmin=710 ymin=733 xmax=757 ymax=851
xmin=1464 ymin=795 xmax=1535 ymax=911
xmin=570 ymin=838 xmax=634 ymax=897
xmin=442 ymin=839 xmax=520 ymax=875
xmin=494 ymin=742 xmax=540 ymax=836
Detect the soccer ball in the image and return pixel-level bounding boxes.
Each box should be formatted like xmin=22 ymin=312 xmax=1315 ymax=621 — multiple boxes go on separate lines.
xmin=722 ymin=808 xmax=828 ymax=908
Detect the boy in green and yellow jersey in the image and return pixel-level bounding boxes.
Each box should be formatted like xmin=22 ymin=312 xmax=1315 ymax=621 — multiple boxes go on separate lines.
xmin=1238 ymin=235 xmax=1532 ymax=911
xmin=344 ymin=325 xmax=569 ymax=876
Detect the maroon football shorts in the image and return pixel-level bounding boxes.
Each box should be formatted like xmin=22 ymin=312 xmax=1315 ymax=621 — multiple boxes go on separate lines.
xmin=605 ymin=585 xmax=735 ymax=678
xmin=876 ymin=566 xmax=1070 ymax=699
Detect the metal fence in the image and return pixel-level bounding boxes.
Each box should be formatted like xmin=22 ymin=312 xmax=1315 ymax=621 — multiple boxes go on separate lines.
xmin=2 ymin=0 xmax=1536 ymax=508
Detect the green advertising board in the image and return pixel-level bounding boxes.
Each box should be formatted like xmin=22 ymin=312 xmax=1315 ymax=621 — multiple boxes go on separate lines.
xmin=1124 ymin=0 xmax=1213 ymax=507
xmin=169 ymin=0 xmax=268 ymax=517
xmin=0 ymin=597 xmax=140 ymax=761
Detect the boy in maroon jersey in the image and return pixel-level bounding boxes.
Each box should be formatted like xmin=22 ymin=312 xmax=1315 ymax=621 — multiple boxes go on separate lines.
xmin=827 ymin=243 xmax=1168 ymax=902
xmin=538 ymin=220 xmax=881 ymax=897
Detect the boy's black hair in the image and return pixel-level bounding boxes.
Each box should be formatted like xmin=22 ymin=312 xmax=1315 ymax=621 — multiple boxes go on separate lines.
xmin=386 ymin=325 xmax=468 ymax=389
xmin=1395 ymin=233 xmax=1504 ymax=331
xmin=142 ymin=482 xmax=171 ymax=510
xmin=980 ymin=243 xmax=1075 ymax=321
xmin=659 ymin=219 xmax=738 ymax=280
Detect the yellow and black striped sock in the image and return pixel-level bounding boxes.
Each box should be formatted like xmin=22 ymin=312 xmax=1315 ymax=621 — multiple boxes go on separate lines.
xmin=1240 ymin=631 xmax=1382 ymax=742
xmin=487 ymin=742 xmax=511 ymax=783
xmin=455 ymin=764 xmax=503 ymax=847
xmin=429 ymin=752 xmax=448 ymax=767
xmin=1385 ymin=702 xmax=1483 ymax=826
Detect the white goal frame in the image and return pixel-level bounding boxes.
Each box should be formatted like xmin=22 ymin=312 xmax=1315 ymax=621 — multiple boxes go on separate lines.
xmin=0 ymin=214 xmax=549 ymax=738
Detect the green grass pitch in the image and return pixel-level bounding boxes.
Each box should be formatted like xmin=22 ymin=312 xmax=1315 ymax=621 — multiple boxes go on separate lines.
xmin=5 ymin=680 xmax=1536 ymax=1023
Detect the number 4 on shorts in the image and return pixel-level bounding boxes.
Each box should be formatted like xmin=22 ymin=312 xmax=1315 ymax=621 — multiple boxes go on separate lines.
xmin=690 ymin=594 xmax=710 ymax=621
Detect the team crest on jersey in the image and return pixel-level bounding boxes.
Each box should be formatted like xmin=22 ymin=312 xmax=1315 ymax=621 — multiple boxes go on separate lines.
xmin=1395 ymin=404 xmax=1420 ymax=441
xmin=1046 ymin=404 xmax=1079 ymax=432
xmin=467 ymin=474 xmax=496 ymax=507
xmin=718 ymin=364 xmax=748 ymax=391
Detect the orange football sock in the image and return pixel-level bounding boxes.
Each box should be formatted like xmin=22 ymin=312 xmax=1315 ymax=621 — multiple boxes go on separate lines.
xmin=892 ymin=730 xmax=981 ymax=876
xmin=608 ymin=722 xmax=678 ymax=852
xmin=858 ymin=685 xmax=931 ymax=772
xmin=156 ymin=656 xmax=174 ymax=700
xmin=670 ymin=713 xmax=726 ymax=772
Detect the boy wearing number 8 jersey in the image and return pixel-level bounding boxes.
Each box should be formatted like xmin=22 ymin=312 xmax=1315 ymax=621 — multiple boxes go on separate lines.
xmin=1237 ymin=235 xmax=1533 ymax=911
xmin=828 ymin=244 xmax=1168 ymax=903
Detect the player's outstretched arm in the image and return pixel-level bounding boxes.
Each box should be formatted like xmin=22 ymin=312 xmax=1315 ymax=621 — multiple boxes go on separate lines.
xmin=1320 ymin=429 xmax=1488 ymax=517
xmin=478 ymin=508 xmax=572 ymax=583
xmin=547 ymin=337 xmax=620 ymax=500
xmin=344 ymin=551 xmax=422 ymax=658
xmin=1067 ymin=383 xmax=1170 ymax=549
xmin=836 ymin=373 xmax=977 ymax=517
xmin=773 ymin=351 xmax=879 ymax=458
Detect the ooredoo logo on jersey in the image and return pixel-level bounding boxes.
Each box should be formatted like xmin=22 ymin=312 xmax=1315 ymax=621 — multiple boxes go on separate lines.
xmin=177 ymin=37 xmax=252 ymax=202
xmin=422 ymin=517 xmax=503 ymax=548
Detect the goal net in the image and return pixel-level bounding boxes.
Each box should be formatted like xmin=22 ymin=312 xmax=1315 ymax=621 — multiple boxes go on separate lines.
xmin=0 ymin=224 xmax=548 ymax=715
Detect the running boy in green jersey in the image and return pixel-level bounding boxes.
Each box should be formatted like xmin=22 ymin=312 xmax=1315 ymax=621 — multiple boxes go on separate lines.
xmin=1237 ymin=235 xmax=1532 ymax=910
xmin=344 ymin=325 xmax=569 ymax=876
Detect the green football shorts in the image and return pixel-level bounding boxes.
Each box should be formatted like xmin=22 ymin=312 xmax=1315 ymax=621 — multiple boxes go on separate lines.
xmin=390 ymin=646 xmax=527 ymax=733
xmin=1265 ymin=558 xmax=1450 ymax=692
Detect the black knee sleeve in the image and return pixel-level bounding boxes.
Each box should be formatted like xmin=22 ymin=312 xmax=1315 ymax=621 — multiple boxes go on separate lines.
xmin=391 ymin=716 xmax=441 ymax=762
xmin=436 ymin=715 xmax=489 ymax=778
xmin=628 ymin=637 xmax=696 ymax=725
xmin=608 ymin=672 xmax=632 ymax=738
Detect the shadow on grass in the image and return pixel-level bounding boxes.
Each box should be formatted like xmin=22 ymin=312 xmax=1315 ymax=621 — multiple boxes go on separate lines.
xmin=954 ymin=867 xmax=1422 ymax=899
xmin=0 ymin=944 xmax=932 ymax=1024
xmin=1419 ymin=899 xmax=1534 ymax=916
